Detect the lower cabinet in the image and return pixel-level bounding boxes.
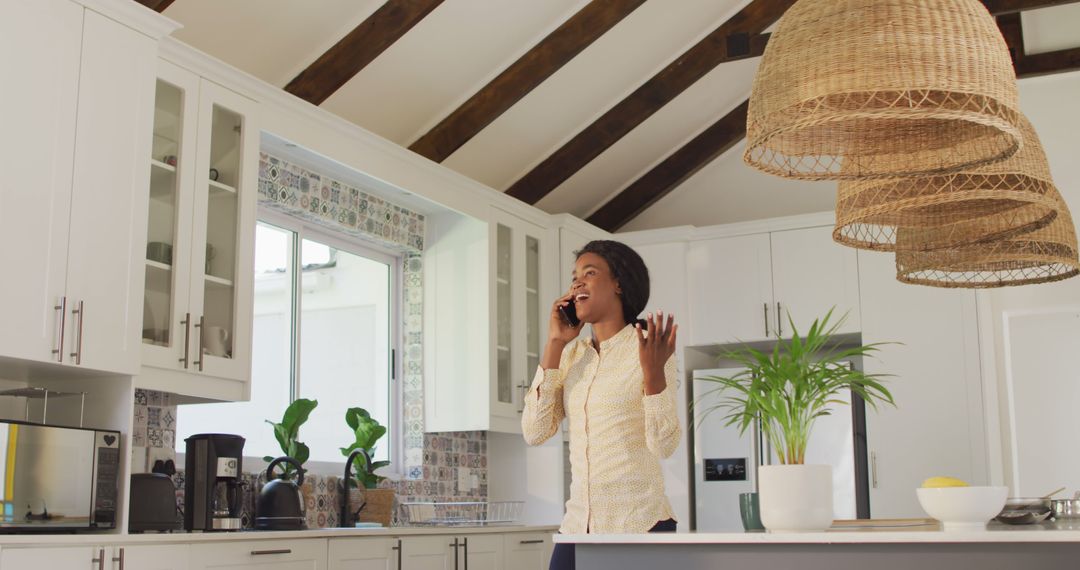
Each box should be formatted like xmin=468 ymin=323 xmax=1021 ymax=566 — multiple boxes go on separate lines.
xmin=504 ymin=532 xmax=553 ymax=570
xmin=1 ymin=546 xmax=94 ymax=569
xmin=328 ymin=531 xmax=550 ymax=570
xmin=0 ymin=544 xmax=187 ymax=570
xmin=189 ymin=539 xmax=327 ymax=570
xmin=462 ymin=535 xmax=502 ymax=570
xmin=328 ymin=537 xmax=398 ymax=570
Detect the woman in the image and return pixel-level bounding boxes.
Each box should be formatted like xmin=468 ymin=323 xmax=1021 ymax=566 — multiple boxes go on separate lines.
xmin=522 ymin=240 xmax=681 ymax=570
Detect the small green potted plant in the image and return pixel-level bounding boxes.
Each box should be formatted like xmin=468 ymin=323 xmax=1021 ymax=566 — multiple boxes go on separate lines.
xmin=264 ymin=398 xmax=318 ymax=480
xmin=341 ymin=407 xmax=394 ymax=526
xmin=694 ymin=308 xmax=894 ymax=531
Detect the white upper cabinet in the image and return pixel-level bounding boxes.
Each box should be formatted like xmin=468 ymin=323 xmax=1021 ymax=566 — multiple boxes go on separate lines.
xmin=489 ymin=208 xmax=552 ymax=433
xmin=424 ymin=207 xmax=554 ymax=434
xmin=686 ymin=226 xmax=860 ymax=345
xmin=687 ymin=233 xmax=773 ymax=344
xmin=770 ymin=225 xmax=861 ymax=336
xmin=858 ymin=250 xmax=986 ymax=518
xmin=0 ymin=0 xmax=82 ymax=367
xmin=138 ymin=60 xmax=259 ymax=401
xmin=0 ymin=0 xmax=155 ymax=375
xmin=65 ymin=9 xmax=158 ymax=375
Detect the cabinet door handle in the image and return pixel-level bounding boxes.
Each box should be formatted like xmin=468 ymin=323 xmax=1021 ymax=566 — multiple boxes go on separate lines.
xmin=462 ymin=537 xmax=469 ymax=570
xmin=69 ymin=300 xmax=84 ymax=364
xmin=92 ymin=548 xmax=105 ymax=570
xmin=762 ymin=302 xmax=769 ymax=337
xmin=775 ymin=302 xmax=783 ymax=337
xmin=179 ymin=313 xmax=191 ymax=368
xmin=112 ymin=547 xmax=125 ymax=570
xmin=250 ymin=549 xmax=292 ymax=556
xmin=391 ymin=538 xmax=402 ymax=569
xmin=52 ymin=296 xmax=67 ymax=362
xmin=871 ymin=451 xmax=878 ymax=489
xmin=519 ymin=539 xmax=544 ymax=544
xmin=450 ymin=537 xmax=459 ymax=570
xmin=192 ymin=315 xmax=205 ymax=371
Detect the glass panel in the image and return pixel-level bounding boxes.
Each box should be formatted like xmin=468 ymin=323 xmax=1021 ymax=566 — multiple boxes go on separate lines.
xmin=496 ymin=224 xmax=511 ymax=282
xmin=143 ymin=80 xmax=183 ymax=347
xmin=525 ymin=235 xmax=539 ymax=292
xmin=497 ymin=281 xmax=511 ymax=350
xmin=202 ymin=104 xmax=242 ymax=358
xmin=526 ymin=290 xmax=539 ymax=354
xmin=299 ymin=239 xmax=392 ymax=463
xmin=497 ymin=348 xmax=511 ymax=404
xmin=177 ymin=223 xmax=294 ymax=458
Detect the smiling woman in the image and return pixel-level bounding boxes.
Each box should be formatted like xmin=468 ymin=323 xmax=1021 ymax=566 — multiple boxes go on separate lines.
xmin=522 ymin=240 xmax=681 ymax=570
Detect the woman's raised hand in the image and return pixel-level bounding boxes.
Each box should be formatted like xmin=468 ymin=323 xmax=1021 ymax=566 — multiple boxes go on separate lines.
xmin=636 ymin=311 xmax=677 ymax=390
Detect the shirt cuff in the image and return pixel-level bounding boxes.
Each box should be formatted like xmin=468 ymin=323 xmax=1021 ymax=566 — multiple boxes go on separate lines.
xmin=642 ymin=387 xmax=673 ymax=415
xmin=532 ymin=365 xmax=563 ymax=391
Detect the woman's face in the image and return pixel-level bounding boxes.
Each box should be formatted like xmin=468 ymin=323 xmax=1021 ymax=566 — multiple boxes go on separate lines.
xmin=570 ymin=252 xmax=622 ymax=324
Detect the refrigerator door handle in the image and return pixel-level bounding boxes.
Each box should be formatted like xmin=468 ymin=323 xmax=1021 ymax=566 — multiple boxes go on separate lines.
xmin=871 ymin=451 xmax=878 ymax=489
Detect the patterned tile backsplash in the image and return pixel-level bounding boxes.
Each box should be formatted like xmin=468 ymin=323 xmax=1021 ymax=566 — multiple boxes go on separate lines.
xmin=132 ymin=390 xmax=487 ymax=529
xmin=258 ymin=152 xmax=425 ymax=251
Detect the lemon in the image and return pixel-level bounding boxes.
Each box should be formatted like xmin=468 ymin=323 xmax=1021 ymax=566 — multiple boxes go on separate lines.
xmin=921 ymin=476 xmax=970 ymax=488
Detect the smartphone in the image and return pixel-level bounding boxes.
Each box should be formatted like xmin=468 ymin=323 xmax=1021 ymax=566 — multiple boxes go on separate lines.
xmin=558 ymin=299 xmax=580 ymax=327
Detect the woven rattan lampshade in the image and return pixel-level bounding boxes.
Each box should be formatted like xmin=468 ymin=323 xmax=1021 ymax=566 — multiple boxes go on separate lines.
xmin=833 ymin=116 xmax=1059 ymax=252
xmin=895 ymin=196 xmax=1079 ymax=288
xmin=744 ymin=0 xmax=1022 ymax=181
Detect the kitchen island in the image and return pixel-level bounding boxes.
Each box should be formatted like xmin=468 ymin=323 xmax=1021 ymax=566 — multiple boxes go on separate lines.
xmin=556 ymin=520 xmax=1080 ymax=570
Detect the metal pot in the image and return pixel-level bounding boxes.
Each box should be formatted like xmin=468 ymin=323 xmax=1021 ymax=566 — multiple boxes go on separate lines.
xmin=1051 ymin=498 xmax=1080 ymax=520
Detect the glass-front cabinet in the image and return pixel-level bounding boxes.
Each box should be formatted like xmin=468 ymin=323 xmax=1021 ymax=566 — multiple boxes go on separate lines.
xmin=141 ymin=60 xmax=258 ymax=398
xmin=490 ymin=208 xmax=550 ymax=432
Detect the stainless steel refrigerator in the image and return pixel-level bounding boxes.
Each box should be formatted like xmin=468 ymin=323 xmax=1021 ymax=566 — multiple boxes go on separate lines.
xmin=691 ymin=365 xmax=870 ymax=531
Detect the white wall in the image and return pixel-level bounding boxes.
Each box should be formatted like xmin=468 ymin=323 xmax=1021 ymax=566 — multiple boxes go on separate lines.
xmin=980 ymin=70 xmax=1080 ymax=492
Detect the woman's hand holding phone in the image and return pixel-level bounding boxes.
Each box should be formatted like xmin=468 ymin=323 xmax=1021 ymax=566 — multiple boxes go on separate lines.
xmin=542 ymin=292 xmax=583 ymax=369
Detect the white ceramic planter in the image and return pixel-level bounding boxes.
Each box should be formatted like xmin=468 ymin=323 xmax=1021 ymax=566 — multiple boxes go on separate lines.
xmin=758 ymin=464 xmax=834 ymax=532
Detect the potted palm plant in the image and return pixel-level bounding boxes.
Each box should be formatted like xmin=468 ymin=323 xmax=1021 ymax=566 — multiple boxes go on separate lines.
xmin=341 ymin=407 xmax=394 ymax=527
xmin=695 ymin=308 xmax=894 ymax=531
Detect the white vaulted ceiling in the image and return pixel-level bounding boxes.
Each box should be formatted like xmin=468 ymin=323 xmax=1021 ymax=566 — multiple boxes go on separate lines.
xmin=157 ymin=0 xmax=1080 ymax=232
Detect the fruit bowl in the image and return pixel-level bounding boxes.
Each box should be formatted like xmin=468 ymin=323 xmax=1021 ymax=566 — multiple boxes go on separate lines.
xmin=916 ymin=486 xmax=1008 ymax=530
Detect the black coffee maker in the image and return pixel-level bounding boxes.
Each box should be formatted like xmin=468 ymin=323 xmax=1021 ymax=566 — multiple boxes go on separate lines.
xmin=184 ymin=433 xmax=245 ymax=531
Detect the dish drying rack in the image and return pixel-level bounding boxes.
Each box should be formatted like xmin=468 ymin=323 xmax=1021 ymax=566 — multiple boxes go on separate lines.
xmin=399 ymin=501 xmax=524 ymax=526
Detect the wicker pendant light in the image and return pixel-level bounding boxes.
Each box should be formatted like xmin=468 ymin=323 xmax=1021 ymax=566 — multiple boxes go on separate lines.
xmin=745 ymin=0 xmax=1022 ymax=181
xmin=833 ymin=115 xmax=1059 ymax=252
xmin=895 ymin=199 xmax=1079 ymax=288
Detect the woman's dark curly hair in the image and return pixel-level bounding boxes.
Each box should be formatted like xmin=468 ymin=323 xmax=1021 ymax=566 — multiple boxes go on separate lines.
xmin=575 ymin=240 xmax=650 ymax=326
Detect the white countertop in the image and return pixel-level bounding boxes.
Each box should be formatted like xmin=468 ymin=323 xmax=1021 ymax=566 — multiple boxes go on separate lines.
xmin=0 ymin=524 xmax=559 ymax=547
xmin=555 ymin=520 xmax=1080 ymax=545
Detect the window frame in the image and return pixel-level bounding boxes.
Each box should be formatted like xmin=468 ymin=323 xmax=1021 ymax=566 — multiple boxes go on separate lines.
xmin=257 ymin=208 xmax=404 ymax=480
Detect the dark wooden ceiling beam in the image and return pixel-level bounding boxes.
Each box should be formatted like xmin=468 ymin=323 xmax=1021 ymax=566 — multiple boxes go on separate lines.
xmin=285 ymin=0 xmax=445 ymax=106
xmin=506 ymin=0 xmax=795 ymax=205
xmin=982 ymin=0 xmax=1080 ymax=14
xmin=1017 ymin=46 xmax=1080 ymax=77
xmin=409 ymin=0 xmax=647 ymax=163
xmin=997 ymin=13 xmax=1026 ymax=66
xmin=587 ymin=101 xmax=749 ymax=232
xmin=134 ymin=0 xmax=176 ymax=11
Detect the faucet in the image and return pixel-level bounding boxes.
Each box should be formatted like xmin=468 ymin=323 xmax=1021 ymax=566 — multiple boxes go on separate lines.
xmin=341 ymin=448 xmax=372 ymax=527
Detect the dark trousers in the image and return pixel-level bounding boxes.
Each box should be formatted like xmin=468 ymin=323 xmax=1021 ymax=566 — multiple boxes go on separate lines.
xmin=549 ymin=519 xmax=677 ymax=570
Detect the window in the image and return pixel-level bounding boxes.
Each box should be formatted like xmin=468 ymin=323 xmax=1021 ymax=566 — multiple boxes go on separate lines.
xmin=178 ymin=217 xmax=399 ymax=473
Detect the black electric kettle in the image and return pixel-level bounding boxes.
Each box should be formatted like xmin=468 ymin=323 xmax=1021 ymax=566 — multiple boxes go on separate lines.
xmin=255 ymin=456 xmax=306 ymax=530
